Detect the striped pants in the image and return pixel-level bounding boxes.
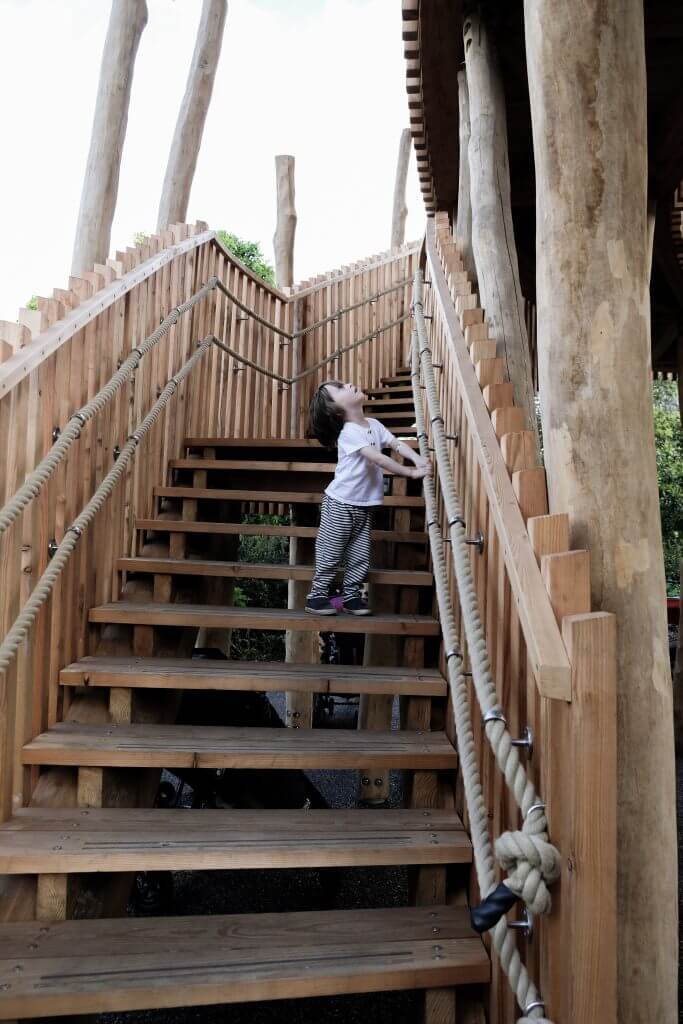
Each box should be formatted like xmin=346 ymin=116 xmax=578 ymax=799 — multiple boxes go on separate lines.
xmin=307 ymin=494 xmax=372 ymax=602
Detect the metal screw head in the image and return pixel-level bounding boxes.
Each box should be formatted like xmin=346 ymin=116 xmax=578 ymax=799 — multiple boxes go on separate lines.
xmin=373 ymin=778 xmax=383 ymax=787
xmin=51 ymin=426 xmax=61 ymax=442
xmin=113 ymin=445 xmax=121 ymax=461
xmin=47 ymin=538 xmax=58 ymax=559
xmin=361 ymin=776 xmax=371 ymax=787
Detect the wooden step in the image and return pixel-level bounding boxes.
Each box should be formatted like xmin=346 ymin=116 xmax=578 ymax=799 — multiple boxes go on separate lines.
xmin=184 ymin=436 xmax=419 ymax=450
xmin=364 ymin=397 xmax=416 ymax=408
xmin=0 ymin=808 xmax=469 ymax=873
xmin=171 ymin=459 xmax=337 ymax=473
xmin=23 ymin=723 xmax=457 ymax=770
xmin=155 ymin=486 xmax=424 ymax=507
xmin=0 ymin=905 xmax=488 ymax=1018
xmin=366 ymin=386 xmax=413 ymax=397
xmin=118 ymin=557 xmax=433 ymax=587
xmin=380 ymin=374 xmax=412 ymax=385
xmin=136 ymin=519 xmax=429 ymax=545
xmin=88 ymin=602 xmax=440 ymax=636
xmin=60 ymin=656 xmax=447 ymax=696
xmin=368 ymin=412 xmax=417 ymax=422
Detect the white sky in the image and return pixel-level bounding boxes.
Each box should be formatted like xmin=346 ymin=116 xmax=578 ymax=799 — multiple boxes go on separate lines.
xmin=0 ymin=0 xmax=425 ymax=319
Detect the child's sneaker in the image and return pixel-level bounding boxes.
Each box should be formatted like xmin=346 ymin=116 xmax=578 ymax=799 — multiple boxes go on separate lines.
xmin=305 ymin=596 xmax=338 ymax=615
xmin=342 ymin=597 xmax=372 ymax=616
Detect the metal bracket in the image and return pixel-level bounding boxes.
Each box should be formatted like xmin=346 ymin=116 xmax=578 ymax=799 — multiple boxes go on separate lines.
xmin=113 ymin=445 xmax=121 ymax=461
xmin=508 ymin=908 xmax=534 ymax=941
xmin=511 ymin=725 xmax=534 ymax=758
xmin=483 ymin=706 xmax=507 ymax=728
xmin=52 ymin=427 xmax=61 ymax=443
xmin=465 ymin=530 xmax=485 ymax=555
xmin=445 ymin=432 xmax=459 ymax=446
xmin=47 ymin=538 xmax=58 ymax=560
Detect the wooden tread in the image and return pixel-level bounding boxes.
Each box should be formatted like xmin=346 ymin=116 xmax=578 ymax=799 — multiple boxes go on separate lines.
xmin=380 ymin=374 xmax=412 ymax=384
xmin=136 ymin=519 xmax=429 ymax=544
xmin=118 ymin=557 xmax=433 ymax=587
xmin=171 ymin=459 xmax=337 ymax=473
xmin=88 ymin=602 xmax=440 ymax=636
xmin=184 ymin=436 xmax=419 ymax=449
xmin=23 ymin=722 xmax=457 ymax=770
xmin=155 ymin=486 xmax=424 ymax=507
xmin=0 ymin=808 xmax=469 ymax=873
xmin=0 ymin=905 xmax=488 ymax=1018
xmin=364 ymin=397 xmax=416 ymax=408
xmin=59 ymin=656 xmax=447 ymax=696
xmin=366 ymin=386 xmax=413 ymax=397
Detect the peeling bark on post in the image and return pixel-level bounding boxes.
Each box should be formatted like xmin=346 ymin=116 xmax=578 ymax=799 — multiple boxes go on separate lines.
xmin=71 ymin=0 xmax=148 ymax=277
xmin=273 ymin=155 xmax=297 ymax=289
xmin=156 ymin=0 xmax=227 ymax=232
xmin=525 ymin=2 xmax=677 ymax=1020
xmin=464 ymin=10 xmax=539 ymax=450
xmin=391 ymin=128 xmax=411 ymax=250
xmin=455 ymin=69 xmax=473 ymax=273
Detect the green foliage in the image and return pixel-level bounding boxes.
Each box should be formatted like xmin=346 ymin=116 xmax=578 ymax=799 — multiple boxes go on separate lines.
xmin=25 ymin=296 xmax=38 ymax=311
xmin=230 ymin=514 xmax=290 ymax=661
xmin=217 ymin=231 xmax=275 ymax=285
xmin=653 ymin=381 xmax=683 ymax=595
xmin=133 ymin=231 xmax=148 ymax=246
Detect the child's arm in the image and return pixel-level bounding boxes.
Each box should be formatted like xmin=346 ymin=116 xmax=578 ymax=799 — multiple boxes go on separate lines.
xmin=359 ymin=445 xmax=433 ymax=480
xmin=390 ymin=438 xmax=432 ymax=470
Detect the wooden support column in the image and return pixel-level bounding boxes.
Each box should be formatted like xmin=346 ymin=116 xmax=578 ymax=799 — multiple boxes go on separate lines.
xmin=285 ymin=507 xmax=318 ymax=730
xmin=463 ymin=9 xmax=539 ymax=452
xmin=455 ymin=68 xmax=473 ymax=273
xmin=525 ymin=2 xmax=675 ymax=1018
xmin=273 ymin=155 xmax=297 ymax=288
xmin=391 ymin=128 xmax=411 ymax=250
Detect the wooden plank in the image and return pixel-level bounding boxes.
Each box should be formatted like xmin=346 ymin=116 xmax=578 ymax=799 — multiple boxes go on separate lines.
xmin=59 ymin=656 xmax=447 ymax=696
xmin=23 ymin=722 xmax=458 ymax=770
xmin=528 ymin=513 xmax=570 ymax=561
xmin=541 ymin=550 xmax=591 ymax=621
xmin=88 ymin=602 xmax=440 ymax=636
xmin=118 ymin=557 xmax=433 ymax=587
xmin=426 ymin=221 xmax=571 ymax=698
xmin=0 ymin=905 xmax=488 ymax=1019
xmin=136 ymin=518 xmax=429 ymax=545
xmin=0 ymin=807 xmax=471 ymax=873
xmin=170 ymin=459 xmax=337 ymax=472
xmin=500 ymin=431 xmax=538 ymax=473
xmin=512 ymin=467 xmax=548 ymax=522
xmin=155 ymin=487 xmax=425 ymax=508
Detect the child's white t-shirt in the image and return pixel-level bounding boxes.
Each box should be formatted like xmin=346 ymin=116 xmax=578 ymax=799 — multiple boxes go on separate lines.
xmin=325 ymin=418 xmax=398 ymax=506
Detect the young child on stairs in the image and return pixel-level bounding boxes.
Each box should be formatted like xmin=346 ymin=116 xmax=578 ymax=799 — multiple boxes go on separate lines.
xmin=305 ymin=380 xmax=432 ymax=617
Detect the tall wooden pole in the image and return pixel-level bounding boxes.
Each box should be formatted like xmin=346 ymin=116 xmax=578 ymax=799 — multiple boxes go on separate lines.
xmin=391 ymin=128 xmax=411 ymax=250
xmin=464 ymin=9 xmax=539 ymax=450
xmin=524 ymin=3 xmax=677 ymax=1020
xmin=455 ymin=69 xmax=472 ymax=273
xmin=273 ymin=155 xmax=297 ymax=289
xmin=71 ymin=0 xmax=148 ymax=277
xmin=156 ymin=0 xmax=227 ymax=232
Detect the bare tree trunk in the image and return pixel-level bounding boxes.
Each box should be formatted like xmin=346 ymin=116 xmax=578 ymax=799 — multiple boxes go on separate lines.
xmin=156 ymin=0 xmax=227 ymax=232
xmin=391 ymin=128 xmax=411 ymax=250
xmin=464 ymin=9 xmax=539 ymax=451
xmin=71 ymin=0 xmax=148 ymax=277
xmin=455 ymin=69 xmax=472 ymax=273
xmin=273 ymin=155 xmax=297 ymax=288
xmin=525 ymin=3 xmax=677 ymax=1020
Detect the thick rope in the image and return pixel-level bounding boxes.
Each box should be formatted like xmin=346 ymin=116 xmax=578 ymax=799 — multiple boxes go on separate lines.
xmin=412 ymin=269 xmax=560 ymax=918
xmin=0 ymin=278 xmax=219 ymax=539
xmin=411 ymin=331 xmax=552 ymax=1024
xmin=0 ymin=337 xmax=214 ymax=674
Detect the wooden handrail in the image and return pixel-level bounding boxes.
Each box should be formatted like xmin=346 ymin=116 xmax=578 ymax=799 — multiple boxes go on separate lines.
xmin=425 ymin=220 xmax=571 ymax=699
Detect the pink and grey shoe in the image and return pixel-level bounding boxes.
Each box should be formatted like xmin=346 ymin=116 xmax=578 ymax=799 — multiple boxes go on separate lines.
xmin=305 ymin=596 xmax=338 ymax=615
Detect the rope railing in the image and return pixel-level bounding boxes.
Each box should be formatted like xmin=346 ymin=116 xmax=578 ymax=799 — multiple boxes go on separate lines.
xmin=292 ymin=277 xmax=412 ymax=338
xmin=411 ymin=328 xmax=553 ymax=1024
xmin=0 ymin=336 xmax=214 ymax=675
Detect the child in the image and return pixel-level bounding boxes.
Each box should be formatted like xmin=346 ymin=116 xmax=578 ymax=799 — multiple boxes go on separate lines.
xmin=305 ymin=380 xmax=433 ymax=616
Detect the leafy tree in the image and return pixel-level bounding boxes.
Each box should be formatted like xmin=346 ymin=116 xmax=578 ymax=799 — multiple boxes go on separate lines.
xmin=26 ymin=296 xmax=38 ymax=310
xmin=653 ymin=381 xmax=683 ymax=595
xmin=217 ymin=231 xmax=275 ymax=285
xmin=230 ymin=514 xmax=289 ymax=661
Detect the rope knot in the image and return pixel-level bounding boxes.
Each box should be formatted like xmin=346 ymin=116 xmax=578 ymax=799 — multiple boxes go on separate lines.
xmin=495 ymin=828 xmax=561 ymax=916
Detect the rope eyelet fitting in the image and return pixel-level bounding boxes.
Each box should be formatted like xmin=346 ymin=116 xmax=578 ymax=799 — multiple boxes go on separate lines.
xmin=484 ymin=706 xmax=507 ymax=728
xmin=525 ymin=802 xmax=546 ymax=821
xmin=511 ymin=725 xmax=534 ymax=758
xmin=445 ymin=648 xmax=461 ymax=662
xmin=430 ymin=415 xmax=444 ymax=426
xmin=448 ymin=516 xmax=466 ymax=529
xmin=66 ymin=525 xmax=83 ymax=539
xmin=127 ymin=433 xmax=141 ymax=447
xmin=431 ymin=362 xmax=443 ymax=369
xmin=465 ymin=529 xmax=485 ymax=555
xmin=72 ymin=412 xmax=87 ymax=428
xmin=445 ymin=432 xmax=459 ymax=446
xmin=426 ymin=519 xmax=440 ymax=530
xmin=509 ymin=908 xmax=534 ymax=941
xmin=417 ymin=431 xmax=429 ymax=442
xmin=171 ymin=376 xmax=181 ymax=389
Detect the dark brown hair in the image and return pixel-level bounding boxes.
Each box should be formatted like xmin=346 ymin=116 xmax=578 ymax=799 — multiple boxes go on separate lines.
xmin=308 ymin=380 xmax=346 ymax=449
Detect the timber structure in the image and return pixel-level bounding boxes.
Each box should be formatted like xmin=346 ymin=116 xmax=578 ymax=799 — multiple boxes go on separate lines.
xmin=0 ymin=2 xmax=677 ymax=1023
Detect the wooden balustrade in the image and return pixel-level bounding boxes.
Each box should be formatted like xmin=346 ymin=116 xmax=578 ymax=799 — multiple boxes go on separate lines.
xmin=0 ymin=225 xmax=417 ymax=820
xmin=425 ymin=214 xmax=616 ymax=1024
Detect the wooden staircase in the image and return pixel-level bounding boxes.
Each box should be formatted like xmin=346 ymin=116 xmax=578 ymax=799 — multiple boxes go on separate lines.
xmin=0 ymin=367 xmax=489 ymax=1020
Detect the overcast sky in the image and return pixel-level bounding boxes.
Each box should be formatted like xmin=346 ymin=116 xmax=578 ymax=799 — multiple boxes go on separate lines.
xmin=0 ymin=0 xmax=424 ymax=320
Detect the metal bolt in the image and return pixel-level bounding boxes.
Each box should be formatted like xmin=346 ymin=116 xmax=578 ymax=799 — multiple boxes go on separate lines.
xmin=361 ymin=776 xmax=371 ymax=786
xmin=508 ymin=908 xmax=534 ymax=941
xmin=47 ymin=538 xmax=58 ymax=560
xmin=373 ymin=777 xmax=383 ymax=787
xmin=510 ymin=725 xmax=534 ymax=758
xmin=52 ymin=426 xmax=61 ymax=442
xmin=113 ymin=445 xmax=121 ymax=461
xmin=465 ymin=530 xmax=485 ymax=555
